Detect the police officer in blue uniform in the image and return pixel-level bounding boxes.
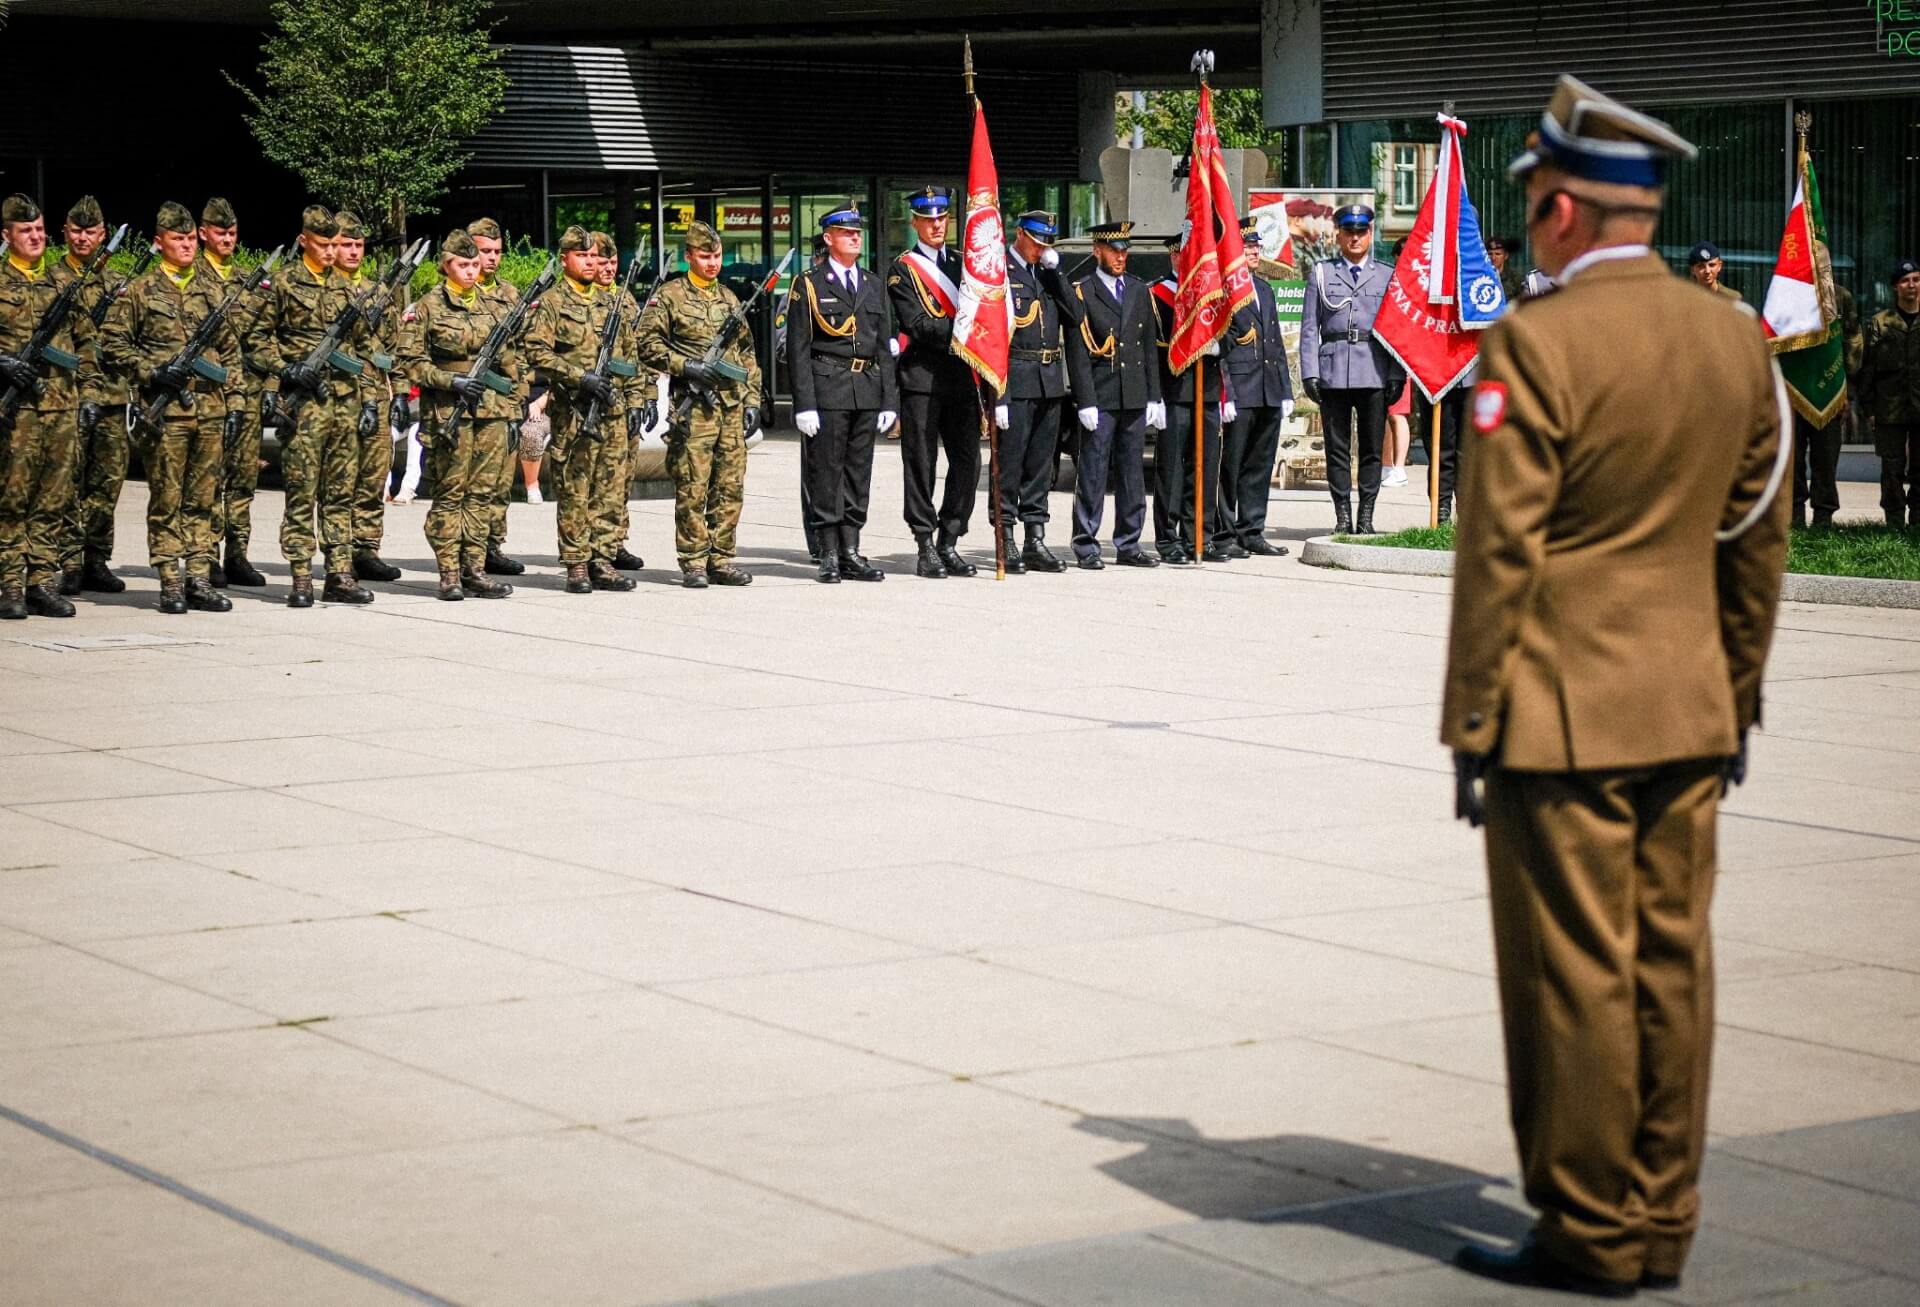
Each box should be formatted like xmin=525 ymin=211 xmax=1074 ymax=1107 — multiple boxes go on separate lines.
xmin=1300 ymin=204 xmax=1400 ymax=534
xmin=1065 ymin=220 xmax=1164 ymax=569
xmin=1218 ymin=213 xmax=1295 ymax=555
xmin=996 ymin=209 xmax=1075 ymax=573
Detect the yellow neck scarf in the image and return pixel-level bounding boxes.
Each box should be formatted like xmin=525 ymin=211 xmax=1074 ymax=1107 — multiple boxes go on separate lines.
xmin=8 ymin=252 xmax=41 ymax=279
xmin=205 ymin=251 xmax=233 ymax=279
xmin=565 ymin=275 xmax=596 ymax=298
xmin=162 ymin=261 xmax=195 ymax=290
xmin=302 ymin=252 xmax=330 ymax=280
xmin=445 ymin=281 xmax=478 ymax=307
xmin=688 ymin=269 xmax=716 ymax=290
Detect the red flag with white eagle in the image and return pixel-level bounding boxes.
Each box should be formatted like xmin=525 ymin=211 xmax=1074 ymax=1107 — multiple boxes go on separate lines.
xmin=1169 ymin=83 xmax=1254 ymax=374
xmin=951 ymin=101 xmax=1011 ymax=396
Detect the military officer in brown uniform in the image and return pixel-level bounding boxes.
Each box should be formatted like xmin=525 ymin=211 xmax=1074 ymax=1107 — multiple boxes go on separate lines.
xmin=1444 ymin=76 xmax=1791 ymax=1297
xmin=1861 ymin=258 xmax=1920 ymax=527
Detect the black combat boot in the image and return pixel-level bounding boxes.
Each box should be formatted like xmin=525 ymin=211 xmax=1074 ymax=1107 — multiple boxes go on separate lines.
xmin=0 ymin=585 xmax=24 ymax=620
xmin=706 ymin=562 xmax=752 ymax=586
xmin=185 ymin=577 xmax=231 ymax=612
xmin=682 ymin=568 xmax=710 ymax=589
xmin=460 ymin=568 xmax=512 ymax=598
xmin=936 ymin=529 xmax=976 ymax=577
xmin=1437 ymin=496 xmax=1453 ymax=527
xmin=287 ymin=573 xmax=314 ymax=608
xmin=322 ymin=572 xmax=374 ymax=604
xmin=484 ymin=547 xmax=525 ymax=576
xmin=81 ymin=556 xmax=125 ymax=592
xmin=564 ymin=562 xmax=592 ymax=594
xmin=352 ymin=551 xmax=401 ymax=583
xmin=157 ymin=577 xmax=188 ymax=615
xmin=1356 ymin=494 xmax=1377 ymax=535
xmin=613 ymin=546 xmax=645 ymax=571
xmin=223 ymin=543 xmax=265 ymax=587
xmin=1333 ymin=496 xmax=1353 ymax=535
xmin=1021 ymin=525 xmax=1064 ymax=573
xmin=837 ymin=530 xmax=884 ymax=582
xmin=816 ymin=548 xmax=842 ymax=583
xmin=914 ymin=535 xmax=947 ymax=578
xmin=1001 ymin=525 xmax=1026 ymax=574
xmin=57 ymin=565 xmax=82 ymax=596
xmin=436 ymin=566 xmax=464 ymax=601
xmin=589 ymin=560 xmax=636 ymax=592
xmin=25 ymin=584 xmax=75 ymax=617
xmin=208 ymin=558 xmax=227 ymax=588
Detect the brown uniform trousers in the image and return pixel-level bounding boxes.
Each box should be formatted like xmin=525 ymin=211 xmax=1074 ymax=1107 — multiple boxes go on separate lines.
xmin=1443 ymin=252 xmax=1789 ymax=1285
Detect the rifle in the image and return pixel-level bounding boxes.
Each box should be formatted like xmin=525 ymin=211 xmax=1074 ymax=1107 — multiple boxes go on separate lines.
xmin=277 ymin=237 xmax=430 ymax=425
xmin=0 ymin=224 xmax=128 ymax=436
xmin=135 ymin=246 xmax=284 ymax=434
xmin=670 ymin=248 xmax=794 ymax=426
xmin=357 ymin=238 xmax=433 ymax=366
xmin=91 ymin=238 xmax=158 ymax=329
xmin=437 ymin=256 xmax=557 ymax=450
xmin=577 ymin=251 xmax=647 ymax=441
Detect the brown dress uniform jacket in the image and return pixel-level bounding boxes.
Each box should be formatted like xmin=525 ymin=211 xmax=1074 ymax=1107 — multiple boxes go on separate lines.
xmin=1442 ymin=251 xmax=1790 ymax=771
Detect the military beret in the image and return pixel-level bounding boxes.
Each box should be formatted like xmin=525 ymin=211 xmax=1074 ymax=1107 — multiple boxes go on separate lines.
xmin=334 ymin=210 xmax=367 ymax=240
xmin=1893 ymin=259 xmax=1919 ymax=281
xmin=1688 ymin=241 xmax=1722 ymax=265
xmin=155 ymin=201 xmax=197 ymax=235
xmin=301 ymin=204 xmax=339 ymax=237
xmin=466 ymin=216 xmax=503 ymax=241
xmin=557 ymin=225 xmax=592 ymax=253
xmin=441 ymin=228 xmax=480 ymax=261
xmin=201 ymin=197 xmax=238 ymax=228
xmin=1 ymin=194 xmax=42 ymax=225
xmin=66 ymin=195 xmax=105 ymax=230
xmin=684 ymin=220 xmax=721 ymax=252
xmin=589 ymin=230 xmax=617 ymax=257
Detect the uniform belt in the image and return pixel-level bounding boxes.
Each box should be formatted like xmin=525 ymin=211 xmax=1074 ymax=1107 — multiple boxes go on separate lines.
xmin=823 ymin=356 xmax=876 ymax=373
xmin=1011 ymin=347 xmax=1061 ymax=363
xmin=1343 ymin=328 xmax=1368 ymax=345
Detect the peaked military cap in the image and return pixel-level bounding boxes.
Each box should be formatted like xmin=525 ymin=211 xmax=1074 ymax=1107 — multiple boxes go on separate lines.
xmin=1238 ymin=213 xmax=1261 ymax=238
xmin=334 ymin=210 xmax=367 ymax=240
xmin=155 ymin=201 xmax=196 ymax=235
xmin=1015 ymin=210 xmax=1057 ymax=243
xmin=684 ymin=219 xmax=721 ymax=252
xmin=466 ymin=216 xmax=503 ymax=241
xmin=2 ymin=194 xmax=41 ymax=225
xmin=1088 ymin=219 xmax=1133 ymax=248
xmin=1509 ymin=74 xmax=1697 ymax=209
xmin=301 ymin=205 xmax=339 ymax=237
xmin=441 ymin=228 xmax=480 ymax=261
xmin=201 ymin=197 xmax=238 ymax=228
xmin=908 ymin=186 xmax=952 ymax=219
xmin=819 ymin=204 xmax=864 ymax=232
xmin=1334 ymin=204 xmax=1374 ymax=229
xmin=557 ymin=225 xmax=593 ymax=253
xmin=66 ymin=195 xmax=105 ymax=229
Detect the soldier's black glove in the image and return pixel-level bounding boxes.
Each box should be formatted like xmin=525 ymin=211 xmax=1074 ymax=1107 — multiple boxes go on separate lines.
xmin=742 ymin=404 xmax=762 ymax=435
xmin=389 ymin=394 xmax=410 ymax=431
xmin=280 ymin=361 xmax=321 ymax=393
xmin=223 ymin=410 xmax=245 ymax=446
xmin=1453 ymin=751 xmax=1488 ymax=828
xmin=260 ymin=392 xmax=282 ymax=428
xmin=1721 ymin=730 xmax=1749 ymax=797
xmin=151 ymin=359 xmax=192 ymax=393
xmin=0 ymin=352 xmax=38 ymax=392
xmin=577 ymin=371 xmax=613 ymax=404
xmin=679 ymin=359 xmax=716 ymax=388
xmin=626 ymin=408 xmax=644 ymax=439
xmin=450 ymin=374 xmax=485 ymax=406
xmin=641 ymin=398 xmax=659 ymax=430
xmin=357 ymin=400 xmax=379 ymax=440
xmin=1303 ymin=377 xmax=1322 ymax=405
xmin=78 ymin=402 xmax=104 ymax=436
xmin=507 ymin=420 xmax=522 ymax=447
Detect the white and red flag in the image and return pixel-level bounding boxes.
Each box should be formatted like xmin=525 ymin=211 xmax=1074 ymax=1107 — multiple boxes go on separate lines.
xmin=1169 ymin=83 xmax=1254 ymax=374
xmin=951 ymin=100 xmax=1012 ymax=395
xmin=1374 ymin=113 xmax=1507 ymax=401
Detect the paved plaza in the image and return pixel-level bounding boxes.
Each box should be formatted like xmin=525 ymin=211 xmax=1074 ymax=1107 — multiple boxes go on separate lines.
xmin=2 ymin=436 xmax=1917 ymax=1306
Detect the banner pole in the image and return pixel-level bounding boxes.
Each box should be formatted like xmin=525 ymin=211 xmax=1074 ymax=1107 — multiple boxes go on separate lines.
xmin=1194 ymin=364 xmax=1206 ymax=559
xmin=980 ymin=376 xmax=1004 ymax=579
xmin=1429 ymin=401 xmax=1441 ymax=529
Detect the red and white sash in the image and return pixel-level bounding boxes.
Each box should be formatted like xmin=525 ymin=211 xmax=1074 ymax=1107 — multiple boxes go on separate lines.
xmin=899 ymin=249 xmax=959 ymax=317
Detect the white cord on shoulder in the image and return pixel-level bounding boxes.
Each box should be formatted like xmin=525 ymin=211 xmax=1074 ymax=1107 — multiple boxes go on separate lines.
xmin=1715 ymin=362 xmax=1793 ymax=544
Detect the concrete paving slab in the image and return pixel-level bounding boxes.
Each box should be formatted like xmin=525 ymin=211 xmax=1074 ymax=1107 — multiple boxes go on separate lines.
xmin=0 ymin=855 xmax=345 ymax=941
xmin=0 ymin=944 xmax=261 ymax=1049
xmin=949 ymin=1233 xmax=1352 ymax=1306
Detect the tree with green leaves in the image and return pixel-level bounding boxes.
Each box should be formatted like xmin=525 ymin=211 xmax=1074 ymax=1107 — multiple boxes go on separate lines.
xmin=229 ymin=0 xmax=506 ymax=245
xmin=1116 ymin=88 xmax=1286 ymax=155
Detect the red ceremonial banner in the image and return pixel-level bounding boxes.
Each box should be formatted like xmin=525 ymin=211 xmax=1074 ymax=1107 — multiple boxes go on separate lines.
xmin=952 ymin=101 xmax=1011 ymax=395
xmin=1373 ymin=116 xmax=1482 ymax=402
xmin=1169 ymin=84 xmax=1254 ymax=374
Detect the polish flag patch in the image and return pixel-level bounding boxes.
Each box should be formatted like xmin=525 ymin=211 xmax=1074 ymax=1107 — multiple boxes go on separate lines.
xmin=1472 ymin=383 xmax=1507 ymax=433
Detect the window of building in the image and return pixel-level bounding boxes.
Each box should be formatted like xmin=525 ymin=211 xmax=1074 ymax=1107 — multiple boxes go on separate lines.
xmin=1392 ymin=145 xmax=1420 ymax=210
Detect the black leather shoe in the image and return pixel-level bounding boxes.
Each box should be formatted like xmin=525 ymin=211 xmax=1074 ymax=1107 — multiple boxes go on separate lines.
xmin=1114 ymin=550 xmax=1159 ymax=568
xmin=1001 ymin=530 xmax=1026 ymax=574
xmin=816 ymin=550 xmax=842 ymax=583
xmin=1356 ymin=496 xmax=1378 ymax=534
xmin=706 ymin=563 xmax=752 ymax=586
xmin=1021 ymin=529 xmax=1065 ymax=573
xmin=81 ymin=558 xmax=126 ymax=592
xmin=1160 ymin=546 xmax=1192 ymax=566
xmin=914 ymin=537 xmax=947 ymax=578
xmin=484 ymin=549 xmax=525 ymax=576
xmin=157 ymin=579 xmax=187 ymax=615
xmin=352 ymin=551 xmax=402 ymax=583
xmin=936 ymin=530 xmax=977 ymax=577
xmin=222 ymin=549 xmax=265 ymax=587
xmin=208 ymin=559 xmax=228 ymax=588
xmin=287 ymin=574 xmax=315 ymax=608
xmin=1076 ymin=553 xmax=1105 ymax=570
xmin=58 ymin=565 xmax=82 ymax=596
xmin=1453 ymin=1237 xmax=1636 ymax=1299
xmin=614 ymin=547 xmax=645 ymax=571
xmin=1333 ymin=499 xmax=1353 ymax=534
xmin=322 ymin=573 xmax=374 ymax=604
xmin=839 ymin=552 xmax=884 ymax=582
xmin=1201 ymin=542 xmax=1234 ymax=562
xmin=1243 ymin=537 xmax=1289 ymax=557
xmin=1224 ymin=540 xmax=1249 ymax=559
xmin=682 ymin=569 xmax=710 ymax=589
xmin=589 ymin=561 xmax=637 ymax=592
xmin=25 ymin=585 xmax=76 ymax=618
xmin=185 ymin=577 xmax=232 ymax=612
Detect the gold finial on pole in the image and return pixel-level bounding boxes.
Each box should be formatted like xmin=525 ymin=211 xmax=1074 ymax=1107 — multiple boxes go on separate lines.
xmin=1794 ymin=109 xmax=1811 ymax=142
xmin=963 ymin=34 xmax=976 ymax=101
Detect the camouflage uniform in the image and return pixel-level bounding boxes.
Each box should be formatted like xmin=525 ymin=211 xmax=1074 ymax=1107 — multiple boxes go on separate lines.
xmin=479 ymin=273 xmax=525 ymax=558
xmin=48 ymin=245 xmax=129 ymax=579
xmin=636 ymin=269 xmax=759 ymax=574
xmin=397 ymin=273 xmax=522 ymax=580
xmin=524 ymin=243 xmax=633 ymax=586
xmin=0 ymin=233 xmax=96 ymax=602
xmin=245 ymin=238 xmax=366 ymax=582
xmin=197 ymin=249 xmax=268 ymax=561
xmin=594 ymin=234 xmax=648 ymax=564
xmin=98 ymin=253 xmax=247 ymax=587
xmin=339 ymin=251 xmax=400 ymax=559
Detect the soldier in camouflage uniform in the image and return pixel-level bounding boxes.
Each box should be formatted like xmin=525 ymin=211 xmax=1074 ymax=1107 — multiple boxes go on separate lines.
xmin=246 ymin=205 xmax=374 ymax=607
xmin=0 ymin=194 xmax=96 ymax=620
xmin=469 ymin=217 xmax=529 ymax=577
xmin=591 ymin=230 xmax=648 ymax=573
xmin=524 ymin=225 xmax=636 ymax=595
xmin=98 ymin=202 xmax=248 ymax=614
xmin=396 ymin=228 xmax=516 ymax=601
xmin=636 ymin=219 xmax=761 ymax=587
xmin=49 ymin=195 xmax=129 ymax=596
xmin=196 ymin=198 xmax=269 ymax=589
xmin=333 ymin=210 xmax=403 ymax=584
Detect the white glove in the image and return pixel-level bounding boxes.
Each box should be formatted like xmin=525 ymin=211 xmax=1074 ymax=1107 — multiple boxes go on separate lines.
xmin=795 ymin=409 xmax=820 ymax=438
xmin=1221 ymin=400 xmax=1238 ymax=424
xmin=1041 ymin=247 xmax=1061 ymax=270
xmin=994 ymin=404 xmax=1010 ymax=431
xmin=877 ymin=409 xmax=897 ymax=434
xmin=1282 ymin=400 xmax=1295 ymax=422
xmin=1145 ymin=400 xmax=1167 ymax=431
xmin=1077 ymin=406 xmax=1100 ymax=433
xmin=888 ymin=337 xmax=902 ymax=358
